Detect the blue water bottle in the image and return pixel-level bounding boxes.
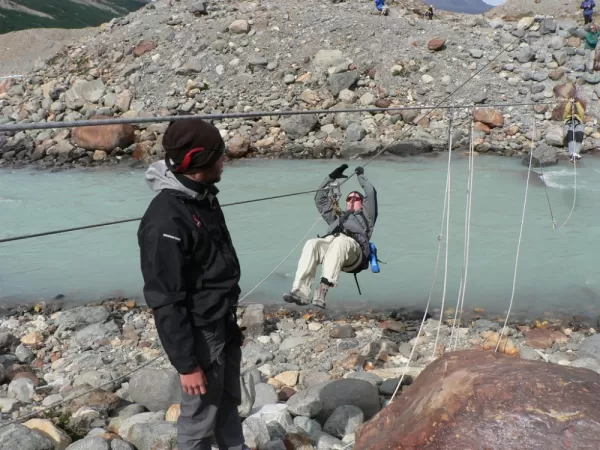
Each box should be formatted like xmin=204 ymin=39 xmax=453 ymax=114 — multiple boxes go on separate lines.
xmin=369 ymin=242 xmax=380 ymax=273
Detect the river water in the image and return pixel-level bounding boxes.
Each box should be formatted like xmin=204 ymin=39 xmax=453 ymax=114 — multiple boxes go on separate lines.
xmin=1 ymin=154 xmax=599 ymax=319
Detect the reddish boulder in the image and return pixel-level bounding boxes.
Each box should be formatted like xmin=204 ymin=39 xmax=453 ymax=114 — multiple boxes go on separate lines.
xmin=523 ymin=328 xmax=569 ymax=349
xmin=354 ymin=349 xmax=600 ymax=450
xmin=473 ymin=108 xmax=504 ymax=128
xmin=72 ymin=115 xmax=135 ymax=152
xmin=133 ymin=40 xmax=157 ymax=57
xmin=427 ymin=38 xmax=446 ymax=51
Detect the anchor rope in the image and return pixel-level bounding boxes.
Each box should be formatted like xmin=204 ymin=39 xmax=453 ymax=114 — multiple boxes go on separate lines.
xmin=495 ymin=107 xmax=535 ymax=352
xmin=389 ymin=111 xmax=453 ymax=403
xmin=450 ymin=116 xmax=475 ymax=351
xmin=432 ymin=111 xmax=455 ymax=359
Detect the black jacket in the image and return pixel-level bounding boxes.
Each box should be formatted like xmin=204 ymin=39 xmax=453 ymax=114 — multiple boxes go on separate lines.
xmin=137 ymin=161 xmax=242 ymax=374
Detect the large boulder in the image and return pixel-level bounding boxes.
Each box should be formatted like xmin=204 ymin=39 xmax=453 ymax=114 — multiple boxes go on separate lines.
xmin=281 ymin=114 xmax=319 ymax=140
xmin=128 ymin=369 xmax=181 ymax=412
xmin=72 ymin=115 xmax=135 ymax=152
xmin=473 ymin=108 xmax=504 ymax=128
xmin=522 ymin=143 xmax=559 ymax=167
xmin=286 ymin=379 xmax=381 ymax=424
xmin=355 ymin=349 xmax=600 ymax=449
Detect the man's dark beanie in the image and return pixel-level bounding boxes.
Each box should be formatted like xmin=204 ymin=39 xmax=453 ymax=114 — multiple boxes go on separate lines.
xmin=162 ymin=118 xmax=225 ymax=173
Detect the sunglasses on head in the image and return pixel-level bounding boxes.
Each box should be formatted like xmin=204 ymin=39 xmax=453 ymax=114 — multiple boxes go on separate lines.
xmin=346 ymin=195 xmax=362 ymax=202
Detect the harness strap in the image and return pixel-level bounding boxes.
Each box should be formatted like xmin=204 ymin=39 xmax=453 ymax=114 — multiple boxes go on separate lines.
xmin=353 ymin=273 xmax=362 ymax=296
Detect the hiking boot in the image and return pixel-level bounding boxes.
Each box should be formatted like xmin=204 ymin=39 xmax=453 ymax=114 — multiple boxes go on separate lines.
xmin=312 ymin=283 xmax=329 ymax=309
xmin=283 ymin=289 xmax=310 ymax=306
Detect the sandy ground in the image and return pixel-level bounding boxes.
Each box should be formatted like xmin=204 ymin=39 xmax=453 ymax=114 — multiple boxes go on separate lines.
xmin=0 ymin=27 xmax=95 ymax=77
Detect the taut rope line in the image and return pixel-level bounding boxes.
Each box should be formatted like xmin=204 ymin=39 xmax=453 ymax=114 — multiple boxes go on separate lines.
xmin=495 ymin=108 xmax=536 ymax=352
xmin=450 ymin=115 xmax=475 ymax=351
xmin=432 ymin=111 xmax=455 ymax=358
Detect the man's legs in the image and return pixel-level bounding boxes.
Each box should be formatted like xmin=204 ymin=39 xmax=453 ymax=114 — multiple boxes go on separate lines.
xmin=214 ymin=343 xmax=244 ymax=450
xmin=313 ymin=235 xmax=362 ymax=308
xmin=284 ymin=236 xmax=334 ymax=305
xmin=574 ymin=122 xmax=584 ymax=160
xmin=177 ymin=343 xmax=245 ymax=450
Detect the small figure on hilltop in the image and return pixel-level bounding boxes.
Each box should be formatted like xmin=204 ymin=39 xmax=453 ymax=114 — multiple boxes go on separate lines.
xmin=563 ymin=97 xmax=585 ymax=162
xmin=283 ymin=164 xmax=379 ymax=309
xmin=581 ymin=0 xmax=596 ymax=25
xmin=425 ymin=5 xmax=434 ymax=20
xmin=375 ymin=0 xmax=390 ymax=16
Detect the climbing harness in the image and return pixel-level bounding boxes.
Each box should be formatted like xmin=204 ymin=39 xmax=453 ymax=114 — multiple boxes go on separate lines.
xmin=329 ymin=181 xmax=343 ymax=217
xmin=325 ymin=181 xmax=384 ymax=296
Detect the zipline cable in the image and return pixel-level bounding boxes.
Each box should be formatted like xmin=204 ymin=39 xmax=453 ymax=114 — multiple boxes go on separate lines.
xmin=0 ymin=101 xmax=562 ymax=133
xmin=0 ymin=187 xmax=330 ymax=244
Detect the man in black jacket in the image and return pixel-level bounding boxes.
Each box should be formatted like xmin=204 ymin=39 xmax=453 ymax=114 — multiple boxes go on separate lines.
xmin=137 ymin=118 xmax=246 ymax=450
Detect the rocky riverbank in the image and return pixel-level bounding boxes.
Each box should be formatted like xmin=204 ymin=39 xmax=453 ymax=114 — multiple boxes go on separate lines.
xmin=1 ymin=299 xmax=600 ymax=449
xmin=0 ymin=1 xmax=600 ymax=171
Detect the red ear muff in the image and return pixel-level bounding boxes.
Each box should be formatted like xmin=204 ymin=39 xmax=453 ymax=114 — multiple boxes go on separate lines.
xmin=176 ymin=147 xmax=205 ymax=173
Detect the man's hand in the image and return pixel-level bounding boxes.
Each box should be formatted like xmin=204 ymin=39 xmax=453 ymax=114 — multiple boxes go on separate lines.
xmin=180 ymin=367 xmax=208 ymax=395
xmin=355 ymin=166 xmax=364 ymax=176
xmin=329 ymin=164 xmax=349 ymax=180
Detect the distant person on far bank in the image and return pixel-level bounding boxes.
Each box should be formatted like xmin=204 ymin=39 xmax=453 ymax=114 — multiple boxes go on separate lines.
xmin=425 ymin=5 xmax=434 ymax=19
xmin=582 ymin=0 xmax=596 ymax=25
xmin=138 ymin=118 xmax=249 ymax=450
xmin=374 ymin=0 xmax=389 ymax=15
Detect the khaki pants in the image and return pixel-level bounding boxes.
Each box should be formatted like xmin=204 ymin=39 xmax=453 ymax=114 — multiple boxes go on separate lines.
xmin=292 ymin=234 xmax=363 ymax=299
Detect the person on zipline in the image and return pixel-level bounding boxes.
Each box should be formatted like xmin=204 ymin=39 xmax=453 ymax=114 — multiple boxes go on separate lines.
xmin=283 ymin=164 xmax=378 ymax=309
xmin=563 ymin=97 xmax=585 ymax=162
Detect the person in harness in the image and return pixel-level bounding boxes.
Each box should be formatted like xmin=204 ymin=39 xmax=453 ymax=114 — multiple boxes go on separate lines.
xmin=563 ymin=97 xmax=585 ymax=162
xmin=581 ymin=0 xmax=596 ymax=25
xmin=283 ymin=164 xmax=378 ymax=309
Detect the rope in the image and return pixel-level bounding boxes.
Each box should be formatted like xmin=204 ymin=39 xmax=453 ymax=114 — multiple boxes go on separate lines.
xmin=388 ymin=24 xmax=540 ymax=402
xmin=0 ymin=101 xmax=563 ymax=133
xmin=0 ymin=188 xmax=330 ymax=244
xmin=553 ymin=156 xmax=577 ymax=230
xmin=432 ymin=111 xmax=454 ymax=359
xmin=238 ymin=216 xmax=321 ymax=304
xmin=531 ymin=18 xmax=577 ymax=232
xmin=450 ymin=116 xmax=475 ymax=351
xmin=495 ymin=108 xmax=535 ymax=352
xmin=389 ymin=113 xmax=453 ymax=403
xmin=547 ymin=114 xmax=578 ymax=230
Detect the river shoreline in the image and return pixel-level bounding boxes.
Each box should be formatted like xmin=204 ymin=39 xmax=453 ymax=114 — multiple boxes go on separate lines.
xmin=0 ymin=297 xmax=598 ymax=449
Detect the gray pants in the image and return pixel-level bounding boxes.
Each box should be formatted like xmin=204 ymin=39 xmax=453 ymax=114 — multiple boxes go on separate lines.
xmin=564 ymin=120 xmax=584 ymax=156
xmin=177 ymin=340 xmax=245 ymax=450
